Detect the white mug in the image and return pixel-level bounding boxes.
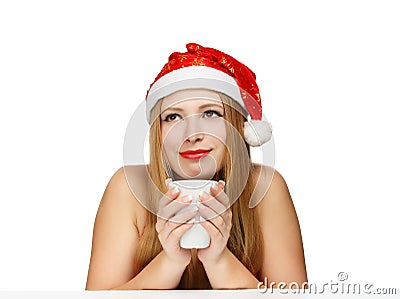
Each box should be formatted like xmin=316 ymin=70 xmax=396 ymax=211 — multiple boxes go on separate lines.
xmin=168 ymin=179 xmax=217 ymax=249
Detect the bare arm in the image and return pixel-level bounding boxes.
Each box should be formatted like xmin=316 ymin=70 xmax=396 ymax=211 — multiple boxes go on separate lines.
xmin=202 ymin=248 xmax=260 ymax=289
xmin=200 ymin=167 xmax=307 ymax=289
xmin=111 ymin=250 xmax=188 ymax=290
xmin=257 ymin=168 xmax=308 ymax=288
xmin=85 ymin=167 xmax=188 ymax=290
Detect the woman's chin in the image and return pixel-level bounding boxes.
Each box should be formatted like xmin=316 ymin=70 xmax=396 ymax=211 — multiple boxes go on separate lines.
xmin=179 ymin=157 xmax=219 ymax=177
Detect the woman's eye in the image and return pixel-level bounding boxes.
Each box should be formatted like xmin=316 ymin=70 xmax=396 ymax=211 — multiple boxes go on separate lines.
xmin=163 ymin=110 xmax=222 ymax=122
xmin=163 ymin=113 xmax=181 ymax=122
xmin=203 ymin=110 xmax=223 ymax=118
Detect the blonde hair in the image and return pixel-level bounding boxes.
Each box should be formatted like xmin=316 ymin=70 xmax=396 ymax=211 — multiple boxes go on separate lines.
xmin=135 ymin=92 xmax=264 ymax=289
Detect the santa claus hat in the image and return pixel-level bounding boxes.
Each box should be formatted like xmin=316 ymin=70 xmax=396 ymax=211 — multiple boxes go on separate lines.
xmin=145 ymin=43 xmax=272 ymax=146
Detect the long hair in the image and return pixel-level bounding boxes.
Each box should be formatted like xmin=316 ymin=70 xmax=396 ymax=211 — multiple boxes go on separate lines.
xmin=135 ymin=92 xmax=264 ymax=289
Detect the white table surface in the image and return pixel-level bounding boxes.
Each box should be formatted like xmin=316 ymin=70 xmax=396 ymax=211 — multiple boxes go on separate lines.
xmin=0 ymin=290 xmax=397 ymax=299
xmin=0 ymin=290 xmax=269 ymax=299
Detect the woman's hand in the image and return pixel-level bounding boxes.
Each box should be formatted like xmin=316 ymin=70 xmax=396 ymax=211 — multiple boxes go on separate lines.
xmin=155 ymin=179 xmax=198 ymax=266
xmin=197 ymin=180 xmax=232 ymax=265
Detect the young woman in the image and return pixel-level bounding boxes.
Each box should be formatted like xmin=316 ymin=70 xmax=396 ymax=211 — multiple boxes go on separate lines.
xmin=85 ymin=43 xmax=308 ymax=290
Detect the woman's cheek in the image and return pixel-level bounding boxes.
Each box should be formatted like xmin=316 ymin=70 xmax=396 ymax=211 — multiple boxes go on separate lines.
xmin=162 ymin=126 xmax=184 ymax=151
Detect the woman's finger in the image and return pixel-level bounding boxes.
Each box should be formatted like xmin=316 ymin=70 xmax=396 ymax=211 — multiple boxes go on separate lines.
xmin=199 ymin=192 xmax=227 ymax=216
xmin=158 ymin=208 xmax=198 ymax=240
xmin=168 ymin=204 xmax=199 ymax=225
xmin=209 ymin=181 xmax=230 ymax=208
xmin=158 ymin=194 xmax=193 ymax=220
xmin=158 ymin=185 xmax=181 ymax=208
xmin=163 ymin=220 xmax=196 ymax=245
xmin=155 ymin=216 xmax=166 ymax=233
xmin=197 ymin=200 xmax=218 ymax=220
xmin=198 ymin=202 xmax=232 ymax=236
xmin=157 ymin=204 xmax=198 ymax=234
xmin=197 ymin=203 xmax=224 ymax=234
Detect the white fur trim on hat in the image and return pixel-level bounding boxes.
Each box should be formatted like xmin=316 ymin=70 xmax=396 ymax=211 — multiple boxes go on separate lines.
xmin=146 ymin=66 xmax=247 ymax=122
xmin=244 ymin=120 xmax=273 ymax=146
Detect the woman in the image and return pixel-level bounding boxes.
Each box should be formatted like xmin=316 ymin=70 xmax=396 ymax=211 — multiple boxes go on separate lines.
xmin=85 ymin=43 xmax=308 ymax=290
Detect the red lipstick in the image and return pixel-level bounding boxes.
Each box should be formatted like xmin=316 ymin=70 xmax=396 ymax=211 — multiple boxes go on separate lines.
xmin=179 ymin=149 xmax=212 ymax=160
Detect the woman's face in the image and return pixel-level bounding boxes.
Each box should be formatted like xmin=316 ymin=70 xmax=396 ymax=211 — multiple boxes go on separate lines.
xmin=160 ymin=89 xmax=227 ymax=179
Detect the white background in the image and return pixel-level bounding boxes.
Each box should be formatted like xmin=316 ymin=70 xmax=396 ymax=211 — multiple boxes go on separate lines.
xmin=0 ymin=0 xmax=399 ymax=291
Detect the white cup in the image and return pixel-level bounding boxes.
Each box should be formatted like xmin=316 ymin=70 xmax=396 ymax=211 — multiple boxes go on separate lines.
xmin=168 ymin=179 xmax=217 ymax=249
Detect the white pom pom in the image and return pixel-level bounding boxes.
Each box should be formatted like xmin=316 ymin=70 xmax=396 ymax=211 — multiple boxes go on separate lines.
xmin=243 ymin=120 xmax=272 ymax=146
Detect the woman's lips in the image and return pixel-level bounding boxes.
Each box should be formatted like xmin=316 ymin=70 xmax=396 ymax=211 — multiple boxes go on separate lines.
xmin=179 ymin=149 xmax=212 ymax=160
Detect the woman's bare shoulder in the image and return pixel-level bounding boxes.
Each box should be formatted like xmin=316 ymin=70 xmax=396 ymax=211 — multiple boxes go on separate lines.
xmin=248 ymin=163 xmax=276 ymax=208
xmin=251 ymin=164 xmax=291 ymax=207
xmin=104 ymin=166 xmax=148 ymax=202
xmin=86 ymin=166 xmax=150 ymax=289
xmin=102 ymin=165 xmax=149 ymax=232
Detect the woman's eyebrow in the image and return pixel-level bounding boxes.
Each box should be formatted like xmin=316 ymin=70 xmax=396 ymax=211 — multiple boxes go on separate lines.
xmin=162 ymin=107 xmax=184 ymax=113
xmin=161 ymin=103 xmax=223 ymax=114
xmin=198 ymin=103 xmax=224 ymax=110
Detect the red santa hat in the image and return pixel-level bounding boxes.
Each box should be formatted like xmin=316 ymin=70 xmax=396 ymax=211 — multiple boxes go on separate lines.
xmin=145 ymin=43 xmax=272 ymax=146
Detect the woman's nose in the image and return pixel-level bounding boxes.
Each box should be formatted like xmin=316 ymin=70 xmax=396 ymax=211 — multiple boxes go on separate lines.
xmin=186 ymin=133 xmax=204 ymax=143
xmin=184 ymin=116 xmax=205 ymax=143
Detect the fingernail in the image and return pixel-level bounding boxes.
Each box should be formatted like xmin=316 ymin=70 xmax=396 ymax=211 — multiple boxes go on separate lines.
xmin=171 ymin=187 xmax=179 ymax=195
xmin=198 ymin=203 xmax=206 ymax=210
xmin=165 ymin=178 xmax=172 ymax=187
xmin=191 ymin=205 xmax=199 ymax=212
xmin=211 ymin=182 xmax=218 ymax=191
xmin=200 ymin=191 xmax=209 ymax=199
xmin=183 ymin=195 xmax=193 ymax=203
xmin=218 ymin=180 xmax=226 ymax=187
